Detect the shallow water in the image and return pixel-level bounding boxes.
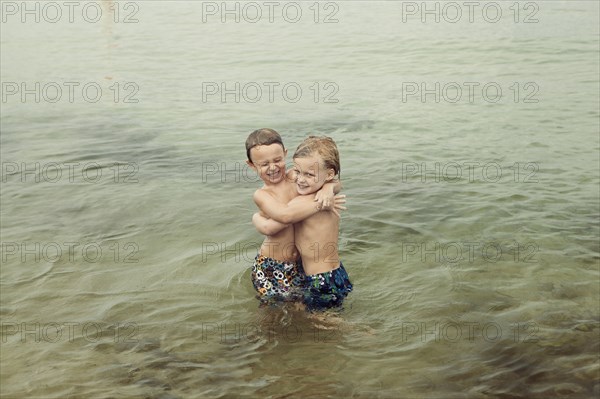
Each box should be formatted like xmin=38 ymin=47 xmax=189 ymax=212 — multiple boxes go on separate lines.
xmin=1 ymin=1 xmax=599 ymax=398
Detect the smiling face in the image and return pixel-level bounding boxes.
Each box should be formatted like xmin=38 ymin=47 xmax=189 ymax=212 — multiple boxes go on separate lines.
xmin=293 ymin=154 xmax=335 ymax=195
xmin=247 ymin=143 xmax=287 ymax=185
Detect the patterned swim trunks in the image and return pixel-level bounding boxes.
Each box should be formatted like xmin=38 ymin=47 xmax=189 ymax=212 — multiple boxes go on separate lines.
xmin=251 ymin=255 xmax=306 ymax=303
xmin=303 ymin=263 xmax=353 ymax=311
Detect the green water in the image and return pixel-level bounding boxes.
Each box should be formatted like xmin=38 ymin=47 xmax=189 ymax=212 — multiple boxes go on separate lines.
xmin=1 ymin=1 xmax=599 ymax=398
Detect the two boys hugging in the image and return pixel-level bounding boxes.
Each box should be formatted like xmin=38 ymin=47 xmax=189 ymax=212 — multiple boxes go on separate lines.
xmin=245 ymin=128 xmax=352 ymax=312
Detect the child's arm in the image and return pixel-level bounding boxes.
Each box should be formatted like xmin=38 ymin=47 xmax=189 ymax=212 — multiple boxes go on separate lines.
xmin=252 ymin=212 xmax=289 ymax=236
xmin=314 ymin=179 xmax=342 ymax=212
xmin=324 ymin=179 xmax=342 ymax=194
xmin=253 ymin=190 xmax=346 ymax=224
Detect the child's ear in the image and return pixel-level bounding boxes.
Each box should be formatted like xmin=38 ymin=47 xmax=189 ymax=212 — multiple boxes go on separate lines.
xmin=325 ymin=168 xmax=336 ymax=182
xmin=246 ymin=159 xmax=255 ymax=169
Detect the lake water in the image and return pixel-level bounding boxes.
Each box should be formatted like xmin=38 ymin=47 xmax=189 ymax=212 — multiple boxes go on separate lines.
xmin=1 ymin=1 xmax=599 ymax=398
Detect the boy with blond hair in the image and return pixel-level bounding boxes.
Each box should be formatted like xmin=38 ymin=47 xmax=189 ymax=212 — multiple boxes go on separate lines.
xmin=245 ymin=128 xmax=345 ymax=305
xmin=254 ymin=136 xmax=352 ymax=311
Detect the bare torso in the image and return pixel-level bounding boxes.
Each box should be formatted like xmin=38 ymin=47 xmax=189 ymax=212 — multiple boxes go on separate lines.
xmin=292 ymin=195 xmax=340 ymax=275
xmin=258 ymin=177 xmax=299 ymax=262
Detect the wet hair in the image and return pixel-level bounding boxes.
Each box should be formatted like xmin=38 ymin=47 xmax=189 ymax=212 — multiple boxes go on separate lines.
xmin=245 ymin=128 xmax=285 ymax=163
xmin=293 ymin=136 xmax=340 ymax=177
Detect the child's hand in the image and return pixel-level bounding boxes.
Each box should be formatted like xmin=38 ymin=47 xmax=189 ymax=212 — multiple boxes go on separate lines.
xmin=318 ymin=194 xmax=346 ymax=217
xmin=314 ymin=183 xmax=336 ymax=210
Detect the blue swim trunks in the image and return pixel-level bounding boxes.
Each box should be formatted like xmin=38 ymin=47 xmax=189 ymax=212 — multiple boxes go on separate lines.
xmin=303 ymin=263 xmax=353 ymax=311
xmin=251 ymin=255 xmax=306 ymax=304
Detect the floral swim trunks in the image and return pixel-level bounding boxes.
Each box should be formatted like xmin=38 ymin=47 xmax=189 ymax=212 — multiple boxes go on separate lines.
xmin=303 ymin=263 xmax=353 ymax=311
xmin=251 ymin=255 xmax=306 ymax=304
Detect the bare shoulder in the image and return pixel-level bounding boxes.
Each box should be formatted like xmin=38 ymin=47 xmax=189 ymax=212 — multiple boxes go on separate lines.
xmin=253 ymin=187 xmax=275 ymax=205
